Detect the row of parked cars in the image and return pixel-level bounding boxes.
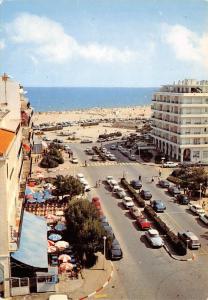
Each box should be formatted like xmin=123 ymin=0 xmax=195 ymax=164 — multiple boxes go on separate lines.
xmin=117 ymin=145 xmax=137 ymax=161
xmin=91 ymin=197 xmax=123 ymax=260
xmin=105 ymin=176 xmax=164 ymax=248
xmin=76 ymin=173 xmax=91 ymax=192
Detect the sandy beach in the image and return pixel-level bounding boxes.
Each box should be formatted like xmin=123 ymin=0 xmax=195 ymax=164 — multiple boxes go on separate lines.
xmin=33 ymin=105 xmax=151 ymax=124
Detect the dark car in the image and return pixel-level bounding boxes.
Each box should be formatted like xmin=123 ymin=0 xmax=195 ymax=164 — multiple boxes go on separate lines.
xmin=151 ymin=200 xmax=166 ymax=212
xmin=109 ymin=239 xmax=123 ymax=260
xmin=159 ymin=180 xmax=170 ymax=188
xmin=176 ymin=194 xmax=190 ymax=205
xmin=103 ymin=224 xmax=114 ymax=238
xmin=168 ymin=186 xmax=181 ymax=196
xmin=130 ymin=180 xmax=142 ymax=190
xmin=140 ymin=190 xmax=152 ymax=200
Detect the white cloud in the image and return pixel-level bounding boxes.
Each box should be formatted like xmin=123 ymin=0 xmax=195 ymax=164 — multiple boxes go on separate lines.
xmin=0 ymin=39 xmax=5 ymax=49
xmin=162 ymin=23 xmax=208 ymax=68
xmin=6 ymin=13 xmax=139 ymax=64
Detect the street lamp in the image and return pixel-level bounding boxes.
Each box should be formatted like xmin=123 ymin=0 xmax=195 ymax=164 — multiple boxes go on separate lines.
xmin=103 ymin=236 xmax=107 ymax=270
xmin=199 ymin=183 xmax=203 ymax=204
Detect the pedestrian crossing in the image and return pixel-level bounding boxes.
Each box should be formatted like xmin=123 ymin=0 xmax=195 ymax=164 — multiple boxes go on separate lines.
xmin=69 ymin=161 xmax=140 ymax=168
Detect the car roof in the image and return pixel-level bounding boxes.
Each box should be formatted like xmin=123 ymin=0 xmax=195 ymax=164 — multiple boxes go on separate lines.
xmin=148 ymin=229 xmax=158 ymax=235
xmin=184 ymin=231 xmax=198 ymax=239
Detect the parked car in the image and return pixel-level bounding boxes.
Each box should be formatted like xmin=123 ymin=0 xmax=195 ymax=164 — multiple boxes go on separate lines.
xmin=136 ymin=217 xmax=151 ymax=230
xmin=116 ymin=187 xmax=127 ymax=199
xmin=106 ymin=176 xmax=114 ymax=184
xmin=122 ymin=196 xmax=134 ymax=209
xmin=129 ymin=206 xmax=142 ymax=219
xmin=92 ymin=196 xmax=101 ymax=205
xmin=110 ymin=144 xmax=117 ymax=150
xmin=71 ymin=157 xmax=78 ymax=164
xmin=81 ymin=139 xmax=93 ymax=143
xmin=77 ymin=173 xmax=84 ymax=180
xmin=168 ymin=186 xmax=181 ymax=196
xmin=199 ymin=213 xmax=208 ymax=225
xmin=130 ymin=180 xmax=142 ymax=190
xmin=92 ymin=155 xmax=100 ymax=161
xmin=108 ymin=154 xmax=117 ymax=161
xmin=163 ymin=161 xmax=178 ymax=168
xmin=178 ymin=231 xmax=201 ymax=249
xmin=140 ymin=190 xmax=152 ymax=200
xmin=151 ymin=200 xmax=166 ymax=212
xmin=188 ymin=204 xmax=205 ymax=215
xmin=49 ymin=295 xmax=68 ymax=300
xmin=109 ymin=239 xmax=123 ymax=260
xmin=159 ymin=180 xmax=170 ymax=188
xmin=86 ymin=149 xmax=94 ymax=155
xmin=109 ymin=179 xmax=118 ymax=190
xmin=176 ymin=194 xmax=190 ymax=205
xmin=129 ymin=154 xmax=136 ymax=161
xmin=103 ymin=224 xmax=114 ymax=238
xmin=145 ymin=229 xmax=164 ymax=247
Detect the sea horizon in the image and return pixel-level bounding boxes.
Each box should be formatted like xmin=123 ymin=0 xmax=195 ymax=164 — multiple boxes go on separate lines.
xmin=26 ymin=87 xmax=157 ymax=112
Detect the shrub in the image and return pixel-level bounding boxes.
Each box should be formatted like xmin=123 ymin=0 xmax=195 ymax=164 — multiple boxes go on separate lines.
xmin=40 ymin=156 xmax=59 ymax=168
xmin=167 ymin=176 xmax=182 ymax=185
xmin=120 ymin=178 xmax=145 ymax=207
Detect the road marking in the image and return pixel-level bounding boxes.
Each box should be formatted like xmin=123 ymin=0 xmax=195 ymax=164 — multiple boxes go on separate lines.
xmin=163 ymin=212 xmax=183 ymax=231
xmin=94 ymin=294 xmax=108 ymax=299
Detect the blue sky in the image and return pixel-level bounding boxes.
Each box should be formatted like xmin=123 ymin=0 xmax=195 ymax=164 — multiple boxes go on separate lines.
xmin=0 ymin=0 xmax=208 ymax=87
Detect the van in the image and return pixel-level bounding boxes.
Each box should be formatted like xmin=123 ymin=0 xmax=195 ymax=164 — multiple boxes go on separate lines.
xmin=178 ymin=231 xmax=201 ymax=249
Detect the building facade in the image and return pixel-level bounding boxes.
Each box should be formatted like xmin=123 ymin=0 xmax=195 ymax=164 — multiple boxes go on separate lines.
xmin=151 ymin=79 xmax=208 ymax=163
xmin=0 ymin=74 xmax=33 ymax=298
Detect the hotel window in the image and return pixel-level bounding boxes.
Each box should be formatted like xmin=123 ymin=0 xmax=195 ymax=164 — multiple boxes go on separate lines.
xmin=203 ymin=151 xmax=208 ymax=159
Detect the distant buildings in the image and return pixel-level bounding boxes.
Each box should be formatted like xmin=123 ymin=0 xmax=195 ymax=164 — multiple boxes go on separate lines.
xmin=151 ymin=79 xmax=208 ymax=163
xmin=0 ymin=74 xmax=33 ymax=297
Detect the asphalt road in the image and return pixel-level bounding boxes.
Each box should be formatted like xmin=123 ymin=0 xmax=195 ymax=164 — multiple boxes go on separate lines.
xmin=66 ymin=143 xmax=208 ymax=300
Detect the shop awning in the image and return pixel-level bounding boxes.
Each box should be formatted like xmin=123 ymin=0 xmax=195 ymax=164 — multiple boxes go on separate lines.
xmin=11 ymin=211 xmax=48 ymax=269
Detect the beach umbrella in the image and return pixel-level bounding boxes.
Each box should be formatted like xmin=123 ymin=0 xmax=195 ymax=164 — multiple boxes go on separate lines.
xmin=55 ymin=210 xmax=64 ymax=216
xmin=55 ymin=223 xmax=67 ymax=231
xmin=25 ymin=186 xmax=33 ymax=195
xmin=59 ymin=262 xmax=74 ymax=272
xmin=48 ymin=233 xmax=62 ymax=242
xmin=48 ymin=246 xmax=57 ymax=253
xmin=58 ymin=254 xmax=71 ymax=263
xmin=47 ymin=240 xmax=55 ymax=247
xmin=55 ymin=240 xmax=69 ymax=250
xmin=37 ymin=173 xmax=44 ymax=178
xmin=27 ymin=198 xmax=36 ymax=204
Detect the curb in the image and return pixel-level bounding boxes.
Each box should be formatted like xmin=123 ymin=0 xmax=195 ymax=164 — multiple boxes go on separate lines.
xmin=163 ymin=244 xmax=195 ymax=261
xmin=79 ymin=261 xmax=114 ymax=300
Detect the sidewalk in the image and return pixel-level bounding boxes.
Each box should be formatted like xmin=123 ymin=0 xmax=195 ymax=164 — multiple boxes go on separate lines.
xmin=12 ymin=253 xmax=113 ymax=300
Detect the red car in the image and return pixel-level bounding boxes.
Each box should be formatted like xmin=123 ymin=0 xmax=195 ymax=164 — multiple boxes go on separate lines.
xmin=136 ymin=217 xmax=151 ymax=230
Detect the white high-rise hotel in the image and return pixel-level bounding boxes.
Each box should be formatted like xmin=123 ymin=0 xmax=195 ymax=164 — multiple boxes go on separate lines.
xmin=151 ymin=79 xmax=208 ymax=163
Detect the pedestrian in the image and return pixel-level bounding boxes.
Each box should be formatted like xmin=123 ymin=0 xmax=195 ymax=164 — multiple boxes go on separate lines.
xmin=98 ymin=179 xmax=101 ymax=187
xmin=95 ymin=181 xmax=98 ymax=188
xmin=159 ymin=169 xmax=161 ymax=177
xmin=151 ymin=177 xmax=154 ymax=182
xmin=202 ymin=201 xmax=206 ymax=209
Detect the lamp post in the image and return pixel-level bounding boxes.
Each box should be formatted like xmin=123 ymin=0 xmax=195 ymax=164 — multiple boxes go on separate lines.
xmin=103 ymin=236 xmax=107 ymax=270
xmin=199 ymin=183 xmax=203 ymax=205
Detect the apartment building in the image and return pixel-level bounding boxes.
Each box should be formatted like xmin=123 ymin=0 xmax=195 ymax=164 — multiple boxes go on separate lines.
xmin=151 ymin=79 xmax=208 ymax=163
xmin=0 ymin=74 xmax=33 ymax=297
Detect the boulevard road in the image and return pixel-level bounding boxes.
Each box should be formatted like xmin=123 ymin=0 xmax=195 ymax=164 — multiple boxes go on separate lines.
xmin=66 ymin=143 xmax=208 ymax=300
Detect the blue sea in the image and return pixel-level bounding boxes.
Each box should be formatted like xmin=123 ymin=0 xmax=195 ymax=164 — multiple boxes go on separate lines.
xmin=26 ymin=87 xmax=157 ymax=112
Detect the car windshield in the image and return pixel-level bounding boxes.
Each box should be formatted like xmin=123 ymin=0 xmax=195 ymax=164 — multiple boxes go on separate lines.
xmin=150 ymin=232 xmax=159 ymax=238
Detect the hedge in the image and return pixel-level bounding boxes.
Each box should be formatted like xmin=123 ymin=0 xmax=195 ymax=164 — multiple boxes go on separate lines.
xmin=167 ymin=175 xmax=183 ymax=185
xmin=144 ymin=206 xmax=187 ymax=255
xmin=92 ymin=146 xmax=106 ymax=161
xmin=120 ymin=178 xmax=145 ymax=208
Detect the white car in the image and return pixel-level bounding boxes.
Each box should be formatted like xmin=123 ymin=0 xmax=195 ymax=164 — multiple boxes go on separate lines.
xmin=108 ymin=154 xmax=117 ymax=161
xmin=106 ymin=176 xmax=114 ymax=184
xmin=199 ymin=213 xmax=208 ymax=225
xmin=122 ymin=196 xmax=134 ymax=208
xmin=109 ymin=179 xmax=118 ymax=189
xmin=77 ymin=173 xmax=84 ymax=179
xmin=71 ymin=157 xmax=78 ymax=164
xmin=145 ymin=229 xmax=164 ymax=248
xmin=49 ymin=295 xmax=68 ymax=300
xmin=163 ymin=161 xmax=178 ymax=168
xmin=116 ymin=187 xmax=127 ymax=198
xmin=84 ymin=184 xmax=91 ymax=192
xmin=92 ymin=155 xmax=100 ymax=161
xmin=189 ymin=203 xmax=205 ymax=215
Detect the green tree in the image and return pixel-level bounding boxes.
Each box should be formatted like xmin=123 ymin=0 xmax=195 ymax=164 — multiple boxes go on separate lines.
xmin=65 ymin=199 xmax=106 ymax=263
xmin=53 ymin=175 xmax=83 ymax=199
